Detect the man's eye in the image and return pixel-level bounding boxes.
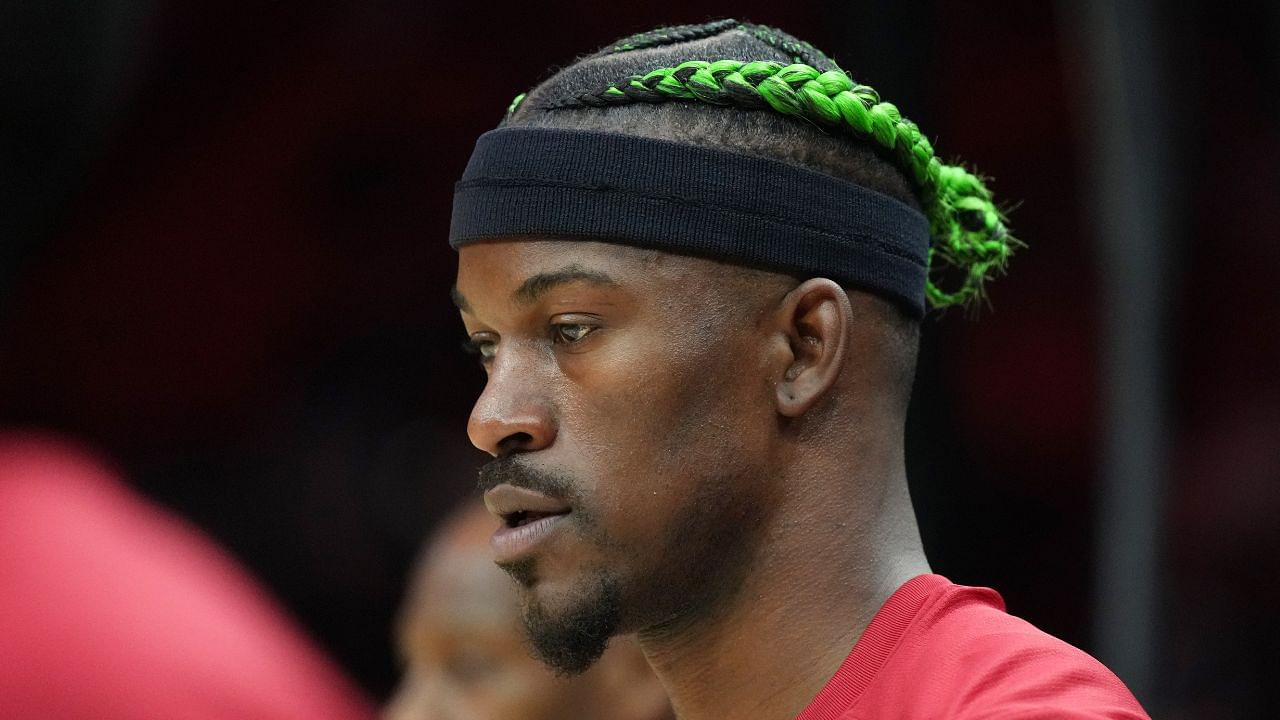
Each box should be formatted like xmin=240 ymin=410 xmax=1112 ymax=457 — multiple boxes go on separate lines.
xmin=461 ymin=338 xmax=497 ymax=361
xmin=552 ymin=323 xmax=595 ymax=344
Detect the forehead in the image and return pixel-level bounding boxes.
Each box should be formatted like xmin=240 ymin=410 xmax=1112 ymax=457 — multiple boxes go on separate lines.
xmin=455 ymin=239 xmax=707 ymax=297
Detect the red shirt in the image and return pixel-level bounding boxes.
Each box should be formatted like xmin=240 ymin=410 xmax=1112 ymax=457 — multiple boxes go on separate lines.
xmin=796 ymin=574 xmax=1149 ymax=720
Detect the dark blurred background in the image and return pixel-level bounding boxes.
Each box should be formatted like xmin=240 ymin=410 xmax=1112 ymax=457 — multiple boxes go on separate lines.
xmin=2 ymin=1 xmax=1276 ymax=718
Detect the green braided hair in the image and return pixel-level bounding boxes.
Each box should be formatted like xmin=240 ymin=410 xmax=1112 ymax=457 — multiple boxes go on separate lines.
xmin=505 ymin=20 xmax=1018 ymax=311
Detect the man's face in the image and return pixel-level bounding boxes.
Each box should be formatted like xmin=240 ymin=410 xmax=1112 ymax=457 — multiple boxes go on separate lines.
xmin=454 ymin=240 xmax=785 ymax=673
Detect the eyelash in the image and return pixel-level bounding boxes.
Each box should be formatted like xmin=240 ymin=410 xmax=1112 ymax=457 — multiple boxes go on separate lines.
xmin=551 ymin=323 xmax=596 ymax=345
xmin=462 ymin=323 xmax=598 ymax=363
xmin=460 ymin=338 xmax=491 ymax=358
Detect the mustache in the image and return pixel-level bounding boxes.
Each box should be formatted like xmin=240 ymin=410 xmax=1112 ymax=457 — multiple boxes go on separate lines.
xmin=476 ymin=456 xmax=578 ymax=501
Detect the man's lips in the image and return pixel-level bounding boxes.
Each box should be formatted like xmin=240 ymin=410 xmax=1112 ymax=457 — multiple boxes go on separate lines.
xmin=484 ymin=483 xmax=571 ymax=562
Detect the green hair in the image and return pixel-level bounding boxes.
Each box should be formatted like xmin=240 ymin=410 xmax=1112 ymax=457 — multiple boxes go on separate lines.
xmin=504 ymin=20 xmax=1017 ymax=311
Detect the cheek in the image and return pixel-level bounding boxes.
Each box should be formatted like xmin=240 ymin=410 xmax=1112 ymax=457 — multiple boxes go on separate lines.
xmin=562 ymin=329 xmax=769 ymax=533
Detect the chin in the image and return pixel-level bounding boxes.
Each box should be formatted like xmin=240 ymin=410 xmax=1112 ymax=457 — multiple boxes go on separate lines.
xmin=517 ymin=567 xmax=625 ymax=676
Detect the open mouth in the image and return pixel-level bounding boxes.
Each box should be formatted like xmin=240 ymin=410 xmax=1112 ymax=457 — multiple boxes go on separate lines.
xmin=503 ymin=509 xmax=569 ymax=528
xmin=484 ymin=483 xmax=574 ymax=562
xmin=490 ymin=509 xmax=570 ymax=562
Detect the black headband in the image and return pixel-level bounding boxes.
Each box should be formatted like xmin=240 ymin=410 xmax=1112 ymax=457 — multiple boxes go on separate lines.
xmin=450 ymin=127 xmax=930 ymax=316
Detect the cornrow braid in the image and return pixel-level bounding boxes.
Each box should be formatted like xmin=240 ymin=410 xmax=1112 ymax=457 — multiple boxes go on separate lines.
xmin=597 ymin=19 xmax=741 ymax=55
xmin=741 ymin=24 xmax=837 ymax=68
xmin=513 ymin=52 xmax=1017 ymax=310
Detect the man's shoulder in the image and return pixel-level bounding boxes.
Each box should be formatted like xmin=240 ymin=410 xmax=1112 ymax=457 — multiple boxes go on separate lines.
xmin=881 ymin=580 xmax=1149 ymax=719
xmin=797 ymin=576 xmax=1148 ymax=719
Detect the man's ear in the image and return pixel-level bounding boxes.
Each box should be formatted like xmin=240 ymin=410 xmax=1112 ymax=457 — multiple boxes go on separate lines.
xmin=772 ymin=278 xmax=852 ymax=418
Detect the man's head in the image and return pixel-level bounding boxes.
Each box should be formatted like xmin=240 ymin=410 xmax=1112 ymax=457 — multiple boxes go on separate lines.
xmin=386 ymin=503 xmax=671 ymax=720
xmin=457 ymin=239 xmax=922 ymax=673
xmin=450 ymin=20 xmax=1014 ymax=676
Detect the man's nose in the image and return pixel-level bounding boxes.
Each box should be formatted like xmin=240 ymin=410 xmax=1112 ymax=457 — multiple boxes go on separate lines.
xmin=467 ymin=349 xmax=556 ymax=457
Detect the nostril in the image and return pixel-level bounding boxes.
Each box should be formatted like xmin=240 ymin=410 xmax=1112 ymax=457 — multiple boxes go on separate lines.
xmin=496 ymin=432 xmax=535 ymax=456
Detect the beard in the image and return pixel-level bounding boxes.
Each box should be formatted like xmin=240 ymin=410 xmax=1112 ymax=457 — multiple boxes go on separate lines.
xmin=520 ymin=567 xmax=623 ymax=676
xmin=477 ymin=453 xmax=768 ymax=676
xmin=479 ymin=457 xmax=622 ymax=675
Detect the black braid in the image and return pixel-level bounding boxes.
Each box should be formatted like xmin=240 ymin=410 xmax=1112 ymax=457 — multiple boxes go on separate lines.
xmin=595 ymin=20 xmax=838 ymax=70
xmin=743 ymin=24 xmax=838 ymax=68
xmin=596 ymin=19 xmax=741 ymax=55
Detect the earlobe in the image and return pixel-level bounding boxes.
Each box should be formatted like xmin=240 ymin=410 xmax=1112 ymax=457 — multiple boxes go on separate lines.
xmin=774 ymin=279 xmax=851 ymax=418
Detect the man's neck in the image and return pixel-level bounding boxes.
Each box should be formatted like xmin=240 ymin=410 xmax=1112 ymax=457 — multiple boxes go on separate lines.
xmin=635 ymin=468 xmax=930 ymax=720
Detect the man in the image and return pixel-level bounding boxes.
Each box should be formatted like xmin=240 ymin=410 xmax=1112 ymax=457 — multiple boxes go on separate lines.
xmin=385 ymin=502 xmax=672 ymax=720
xmin=448 ymin=20 xmax=1149 ymax=720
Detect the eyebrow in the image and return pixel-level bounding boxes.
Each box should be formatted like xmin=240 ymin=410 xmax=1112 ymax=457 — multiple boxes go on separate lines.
xmin=451 ymin=265 xmax=618 ymax=314
xmin=514 ymin=265 xmax=617 ymax=306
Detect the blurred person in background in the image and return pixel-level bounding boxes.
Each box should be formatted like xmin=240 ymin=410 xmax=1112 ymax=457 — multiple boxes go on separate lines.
xmin=385 ymin=502 xmax=672 ymax=720
xmin=0 ymin=432 xmax=375 ymax=720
